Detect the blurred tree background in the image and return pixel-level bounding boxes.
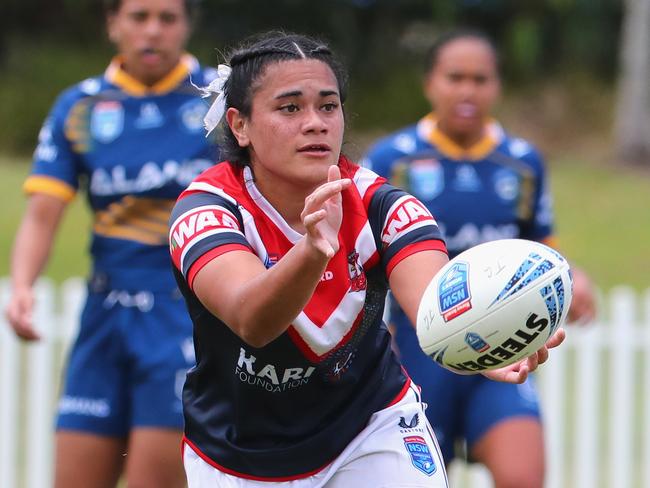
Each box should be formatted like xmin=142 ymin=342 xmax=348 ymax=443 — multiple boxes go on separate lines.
xmin=2 ymin=0 xmax=650 ymax=289
xmin=0 ymin=0 xmax=628 ymax=158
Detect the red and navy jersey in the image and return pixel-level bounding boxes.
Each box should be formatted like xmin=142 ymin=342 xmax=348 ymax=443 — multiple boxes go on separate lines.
xmin=169 ymin=157 xmax=446 ymax=479
xmin=25 ymin=54 xmax=219 ymax=291
xmin=362 ymin=114 xmax=555 ymax=258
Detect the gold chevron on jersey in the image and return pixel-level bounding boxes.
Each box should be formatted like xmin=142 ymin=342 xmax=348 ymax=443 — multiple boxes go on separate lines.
xmin=93 ymin=196 xmax=175 ymax=245
xmin=105 ymin=53 xmax=199 ymax=96
xmin=417 ymin=113 xmax=504 ymax=161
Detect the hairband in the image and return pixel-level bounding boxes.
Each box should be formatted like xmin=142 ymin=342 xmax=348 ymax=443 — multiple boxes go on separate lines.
xmin=197 ymin=64 xmax=232 ymax=136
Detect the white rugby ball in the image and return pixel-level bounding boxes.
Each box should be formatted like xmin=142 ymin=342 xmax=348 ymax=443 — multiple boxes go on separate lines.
xmin=416 ymin=239 xmax=572 ymax=373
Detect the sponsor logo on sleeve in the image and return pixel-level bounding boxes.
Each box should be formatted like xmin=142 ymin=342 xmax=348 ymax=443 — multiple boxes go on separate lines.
xmin=382 ymin=196 xmax=436 ymax=246
xmin=169 ymin=205 xmax=241 ymax=266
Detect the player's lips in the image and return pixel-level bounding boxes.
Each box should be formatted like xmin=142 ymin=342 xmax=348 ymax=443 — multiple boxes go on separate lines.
xmin=297 ymin=143 xmax=331 ymax=156
xmin=140 ymin=48 xmax=162 ymax=64
xmin=454 ymin=102 xmax=479 ymax=118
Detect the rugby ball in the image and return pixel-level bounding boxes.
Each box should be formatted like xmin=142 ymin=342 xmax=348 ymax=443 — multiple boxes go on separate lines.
xmin=416 ymin=239 xmax=572 ymax=373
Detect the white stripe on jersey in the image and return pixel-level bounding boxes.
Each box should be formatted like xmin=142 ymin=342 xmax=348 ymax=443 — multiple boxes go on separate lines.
xmin=353 ymin=221 xmax=377 ymax=264
xmin=243 ymin=167 xmax=303 ymax=244
xmin=180 ymin=227 xmax=246 ymax=273
xmin=352 ymin=166 xmax=381 ymax=199
xmin=291 ymin=287 xmax=366 ymax=357
xmin=186 ymin=181 xmax=238 ymax=205
xmin=388 ymin=220 xmax=438 ymax=247
xmin=238 ymin=205 xmax=279 ymax=267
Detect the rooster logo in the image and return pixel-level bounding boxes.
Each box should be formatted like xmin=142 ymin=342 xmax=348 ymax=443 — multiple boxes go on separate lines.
xmin=347 ymin=249 xmax=367 ymax=292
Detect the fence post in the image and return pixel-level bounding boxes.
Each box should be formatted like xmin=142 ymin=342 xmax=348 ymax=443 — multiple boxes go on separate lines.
xmin=641 ymin=288 xmax=650 ymax=486
xmin=540 ymin=332 xmax=567 ymax=488
xmin=607 ymin=286 xmax=636 ymax=488
xmin=573 ymin=323 xmax=603 ymax=488
xmin=25 ymin=278 xmax=56 ymax=488
xmin=0 ymin=279 xmax=19 ymax=488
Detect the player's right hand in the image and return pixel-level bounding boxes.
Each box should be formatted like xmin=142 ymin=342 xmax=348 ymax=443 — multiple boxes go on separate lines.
xmin=5 ymin=285 xmax=40 ymax=341
xmin=301 ymin=165 xmax=351 ymax=258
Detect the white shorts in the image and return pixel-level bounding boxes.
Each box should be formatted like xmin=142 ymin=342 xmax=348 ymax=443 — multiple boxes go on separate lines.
xmin=183 ymin=382 xmax=448 ymax=488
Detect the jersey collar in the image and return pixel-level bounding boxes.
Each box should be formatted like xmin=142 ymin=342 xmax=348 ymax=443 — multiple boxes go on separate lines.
xmin=417 ymin=113 xmax=504 ymax=161
xmin=105 ymin=53 xmax=198 ymax=97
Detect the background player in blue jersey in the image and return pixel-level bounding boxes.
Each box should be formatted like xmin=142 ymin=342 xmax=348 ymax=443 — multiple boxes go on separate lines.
xmin=363 ymin=29 xmax=596 ymax=488
xmin=4 ymin=0 xmax=218 ymax=486
xmin=168 ymin=31 xmax=565 ymax=487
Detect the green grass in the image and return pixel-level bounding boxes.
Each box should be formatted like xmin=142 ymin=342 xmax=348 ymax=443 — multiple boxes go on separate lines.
xmin=549 ymin=157 xmax=650 ymax=290
xmin=1 ymin=152 xmax=649 ymax=291
xmin=0 ymin=154 xmax=91 ymax=282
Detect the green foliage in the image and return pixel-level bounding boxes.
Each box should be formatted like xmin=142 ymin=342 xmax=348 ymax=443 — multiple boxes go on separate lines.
xmin=0 ymin=1 xmax=625 ymax=156
xmin=0 ymin=37 xmax=112 ymax=153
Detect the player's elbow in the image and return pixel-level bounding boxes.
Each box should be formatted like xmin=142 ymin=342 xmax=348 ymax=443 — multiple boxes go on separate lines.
xmin=231 ymin=313 xmax=285 ymax=348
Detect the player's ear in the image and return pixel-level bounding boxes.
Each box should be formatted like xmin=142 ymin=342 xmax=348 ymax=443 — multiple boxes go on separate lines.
xmin=226 ymin=107 xmax=250 ymax=148
xmin=106 ymin=14 xmax=120 ymax=44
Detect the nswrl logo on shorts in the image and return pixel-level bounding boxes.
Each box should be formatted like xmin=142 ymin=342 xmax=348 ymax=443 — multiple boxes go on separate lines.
xmin=403 ymin=435 xmax=437 ymax=476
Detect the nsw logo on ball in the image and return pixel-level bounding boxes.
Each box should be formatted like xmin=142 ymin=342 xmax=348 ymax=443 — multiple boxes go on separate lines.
xmin=438 ymin=262 xmax=472 ymax=321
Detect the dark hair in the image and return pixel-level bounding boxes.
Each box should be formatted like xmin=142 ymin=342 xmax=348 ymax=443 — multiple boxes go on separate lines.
xmin=424 ymin=28 xmax=500 ymax=75
xmin=103 ymin=0 xmax=199 ymax=17
xmin=220 ymin=31 xmax=349 ymax=168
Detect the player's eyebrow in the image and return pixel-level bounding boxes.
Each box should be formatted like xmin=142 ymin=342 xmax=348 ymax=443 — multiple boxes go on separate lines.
xmin=275 ymin=89 xmax=339 ymax=99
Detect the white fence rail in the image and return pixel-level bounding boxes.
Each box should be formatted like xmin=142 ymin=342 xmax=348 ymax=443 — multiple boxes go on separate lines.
xmin=1 ymin=278 xmax=649 ymax=488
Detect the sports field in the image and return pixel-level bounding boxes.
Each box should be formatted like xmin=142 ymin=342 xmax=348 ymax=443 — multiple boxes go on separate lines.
xmin=1 ymin=151 xmax=649 ymax=291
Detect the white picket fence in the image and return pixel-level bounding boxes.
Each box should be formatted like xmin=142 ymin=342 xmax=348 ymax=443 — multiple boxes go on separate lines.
xmin=1 ymin=278 xmax=649 ymax=488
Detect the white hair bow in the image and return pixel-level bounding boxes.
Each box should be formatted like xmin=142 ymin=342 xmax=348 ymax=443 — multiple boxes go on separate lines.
xmin=197 ymin=64 xmax=232 ymax=136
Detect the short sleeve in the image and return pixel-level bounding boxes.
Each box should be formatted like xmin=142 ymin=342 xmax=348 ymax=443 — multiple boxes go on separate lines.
xmin=169 ymin=191 xmax=253 ymax=289
xmin=23 ymin=91 xmax=82 ymax=202
xmin=366 ymin=182 xmax=447 ymax=277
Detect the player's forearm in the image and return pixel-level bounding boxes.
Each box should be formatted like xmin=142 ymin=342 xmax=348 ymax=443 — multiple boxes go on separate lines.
xmin=10 ymin=195 xmax=65 ymax=289
xmin=230 ymin=237 xmax=330 ymax=347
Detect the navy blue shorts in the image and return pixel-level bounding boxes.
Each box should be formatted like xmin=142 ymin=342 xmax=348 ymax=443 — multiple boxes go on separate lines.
xmin=56 ymin=287 xmax=195 ymax=436
xmin=392 ymin=311 xmax=541 ymax=464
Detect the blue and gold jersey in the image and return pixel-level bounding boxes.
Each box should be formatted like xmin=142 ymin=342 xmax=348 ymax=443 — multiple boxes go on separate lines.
xmin=362 ymin=113 xmax=555 ymax=258
xmin=26 ymin=54 xmax=219 ymax=291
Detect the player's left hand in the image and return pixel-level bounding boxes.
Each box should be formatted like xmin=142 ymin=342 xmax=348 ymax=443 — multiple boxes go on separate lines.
xmin=482 ymin=327 xmax=566 ymax=384
xmin=567 ymin=266 xmax=596 ymax=325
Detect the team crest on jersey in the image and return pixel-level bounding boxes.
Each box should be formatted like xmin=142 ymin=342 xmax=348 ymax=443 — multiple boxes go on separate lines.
xmin=179 ymin=99 xmax=208 ymax=133
xmin=403 ymin=436 xmax=437 ymax=476
xmin=347 ymin=249 xmax=367 ymax=292
xmin=438 ymin=262 xmax=472 ymax=321
xmin=91 ymin=101 xmax=124 ymax=143
xmin=408 ymin=158 xmax=443 ymax=201
xmin=135 ymin=102 xmax=164 ymax=129
xmin=453 ymin=164 xmax=481 ymax=192
xmin=493 ymin=168 xmax=519 ymax=201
